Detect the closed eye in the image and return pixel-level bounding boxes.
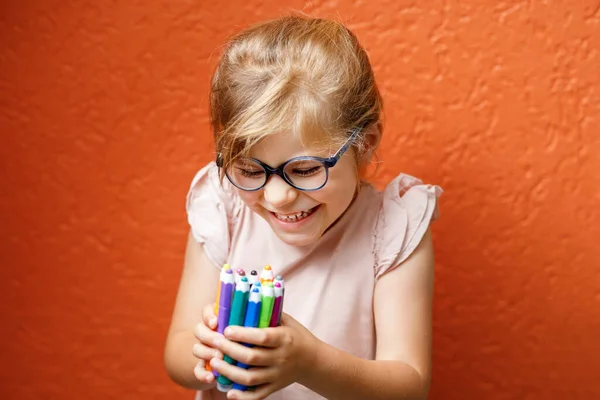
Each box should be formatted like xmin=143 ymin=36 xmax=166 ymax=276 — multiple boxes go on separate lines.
xmin=236 ymin=168 xmax=264 ymax=178
xmin=291 ymin=166 xmax=323 ymax=177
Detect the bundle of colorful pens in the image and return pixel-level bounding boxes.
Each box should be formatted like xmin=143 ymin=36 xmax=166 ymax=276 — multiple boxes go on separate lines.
xmin=209 ymin=264 xmax=285 ymax=393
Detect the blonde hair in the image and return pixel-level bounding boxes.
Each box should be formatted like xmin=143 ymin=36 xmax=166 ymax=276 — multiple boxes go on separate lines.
xmin=210 ymin=15 xmax=383 ymax=171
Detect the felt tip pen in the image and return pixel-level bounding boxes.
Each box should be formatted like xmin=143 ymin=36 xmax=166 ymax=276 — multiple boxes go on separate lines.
xmin=234 ymin=268 xmax=246 ymax=284
xmin=248 ymin=270 xmax=259 ymax=287
xmin=258 ymin=282 xmax=275 ymax=328
xmin=274 ymin=275 xmax=284 ymax=324
xmin=269 ymin=281 xmax=284 ymax=327
xmin=232 ymin=286 xmax=262 ymax=391
xmin=259 ymin=264 xmax=274 ymax=285
xmin=214 ymin=268 xmax=234 ymax=377
xmin=217 ymin=276 xmax=250 ymax=392
xmin=214 ymin=264 xmax=231 ymax=315
xmin=274 ymin=275 xmax=284 ymax=292
xmin=207 ymin=264 xmax=231 ymax=373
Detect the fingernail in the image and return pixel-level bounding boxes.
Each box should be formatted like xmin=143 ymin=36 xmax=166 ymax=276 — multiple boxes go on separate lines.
xmin=210 ymin=317 xmax=217 ymax=326
xmin=224 ymin=327 xmax=233 ymax=336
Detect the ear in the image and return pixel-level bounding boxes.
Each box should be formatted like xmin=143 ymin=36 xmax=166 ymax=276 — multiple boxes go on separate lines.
xmin=361 ymin=123 xmax=382 ymax=162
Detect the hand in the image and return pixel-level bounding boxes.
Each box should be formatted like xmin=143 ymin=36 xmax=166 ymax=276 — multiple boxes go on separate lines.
xmin=192 ymin=304 xmax=224 ymax=384
xmin=209 ymin=313 xmax=321 ymax=400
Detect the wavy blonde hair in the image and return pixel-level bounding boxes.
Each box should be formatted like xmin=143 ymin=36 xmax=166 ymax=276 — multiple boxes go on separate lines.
xmin=210 ymin=15 xmax=383 ymax=172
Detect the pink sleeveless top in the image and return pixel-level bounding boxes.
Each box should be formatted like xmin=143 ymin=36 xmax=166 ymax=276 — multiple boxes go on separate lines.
xmin=186 ymin=162 xmax=442 ymax=400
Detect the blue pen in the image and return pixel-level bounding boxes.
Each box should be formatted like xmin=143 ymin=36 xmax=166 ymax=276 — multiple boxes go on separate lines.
xmin=232 ymin=285 xmax=262 ymax=391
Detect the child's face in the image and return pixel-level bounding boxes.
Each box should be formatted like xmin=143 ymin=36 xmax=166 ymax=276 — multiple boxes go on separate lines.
xmin=235 ymin=131 xmax=359 ymax=247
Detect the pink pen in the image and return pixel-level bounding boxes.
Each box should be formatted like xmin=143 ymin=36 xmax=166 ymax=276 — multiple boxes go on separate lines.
xmin=234 ymin=268 xmax=246 ymax=284
xmin=274 ymin=275 xmax=284 ymax=323
xmin=269 ymin=281 xmax=284 ymax=327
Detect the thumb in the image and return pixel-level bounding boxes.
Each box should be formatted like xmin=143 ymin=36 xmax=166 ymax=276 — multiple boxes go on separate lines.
xmin=203 ymin=304 xmax=218 ymax=330
xmin=279 ymin=312 xmax=298 ymax=327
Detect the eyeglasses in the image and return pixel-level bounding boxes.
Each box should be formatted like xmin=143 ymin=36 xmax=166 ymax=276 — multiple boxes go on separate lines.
xmin=216 ymin=127 xmax=362 ymax=192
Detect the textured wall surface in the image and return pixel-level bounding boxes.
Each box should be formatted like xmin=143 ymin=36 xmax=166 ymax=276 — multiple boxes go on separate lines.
xmin=1 ymin=1 xmax=599 ymax=399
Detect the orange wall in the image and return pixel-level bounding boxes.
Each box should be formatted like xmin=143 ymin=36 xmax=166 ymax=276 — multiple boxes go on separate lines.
xmin=1 ymin=1 xmax=599 ymax=399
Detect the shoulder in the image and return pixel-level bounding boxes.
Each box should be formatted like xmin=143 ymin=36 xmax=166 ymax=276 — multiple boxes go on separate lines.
xmin=186 ymin=162 xmax=240 ymax=213
xmin=185 ymin=162 xmax=243 ymax=267
xmin=372 ymin=173 xmax=442 ymax=280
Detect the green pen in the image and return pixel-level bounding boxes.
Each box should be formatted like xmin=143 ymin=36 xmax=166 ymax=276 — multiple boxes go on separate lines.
xmin=217 ymin=276 xmax=250 ymax=392
xmin=258 ymin=282 xmax=275 ymax=328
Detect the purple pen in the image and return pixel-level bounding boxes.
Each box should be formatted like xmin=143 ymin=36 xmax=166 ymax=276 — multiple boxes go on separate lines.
xmin=214 ymin=268 xmax=234 ymax=377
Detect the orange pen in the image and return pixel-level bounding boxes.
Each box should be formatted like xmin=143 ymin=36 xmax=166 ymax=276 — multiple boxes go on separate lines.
xmin=259 ymin=264 xmax=274 ymax=285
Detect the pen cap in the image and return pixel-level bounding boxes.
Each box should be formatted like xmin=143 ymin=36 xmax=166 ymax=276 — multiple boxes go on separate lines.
xmin=248 ymin=270 xmax=259 ymax=285
xmin=234 ymin=268 xmax=246 ymax=284
xmin=219 ymin=268 xmax=235 ymax=307
xmin=260 ymin=264 xmax=274 ymax=284
xmin=220 ymin=264 xmax=231 ymax=276
xmin=248 ymin=286 xmax=261 ymax=302
xmin=274 ymin=275 xmax=284 ymax=289
xmin=228 ymin=276 xmax=250 ymax=327
xmin=243 ymin=287 xmax=262 ymax=327
xmin=217 ymin=268 xmax=235 ymax=337
xmin=273 ymin=282 xmax=283 ymax=297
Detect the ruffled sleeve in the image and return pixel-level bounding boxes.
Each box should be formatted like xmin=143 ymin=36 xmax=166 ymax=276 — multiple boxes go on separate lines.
xmin=185 ymin=162 xmax=241 ymax=269
xmin=373 ymin=173 xmax=442 ymax=280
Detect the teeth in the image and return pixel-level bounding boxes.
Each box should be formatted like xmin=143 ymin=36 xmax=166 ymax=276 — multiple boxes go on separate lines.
xmin=275 ymin=208 xmax=314 ymax=222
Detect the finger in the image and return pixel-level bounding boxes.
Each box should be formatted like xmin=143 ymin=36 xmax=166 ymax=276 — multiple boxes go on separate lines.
xmin=192 ymin=342 xmax=222 ymax=361
xmin=227 ymin=384 xmax=275 ymax=400
xmin=193 ymin=360 xmax=216 ymax=384
xmin=212 ymin=337 xmax=272 ymax=367
xmin=210 ymin=358 xmax=275 ymax=388
xmin=203 ymin=304 xmax=218 ymax=330
xmin=194 ymin=321 xmax=222 ymax=345
xmin=223 ymin=326 xmax=285 ymax=348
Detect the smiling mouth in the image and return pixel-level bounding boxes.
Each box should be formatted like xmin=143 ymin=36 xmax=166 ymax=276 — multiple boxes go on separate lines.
xmin=272 ymin=205 xmax=320 ymax=223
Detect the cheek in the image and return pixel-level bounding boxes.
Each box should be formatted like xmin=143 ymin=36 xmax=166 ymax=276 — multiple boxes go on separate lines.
xmin=313 ymin=175 xmax=357 ymax=209
xmin=326 ymin=163 xmax=359 ymax=197
xmin=236 ymin=190 xmax=261 ymax=208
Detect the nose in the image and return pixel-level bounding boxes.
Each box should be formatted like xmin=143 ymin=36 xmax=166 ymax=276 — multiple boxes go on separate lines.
xmin=263 ymin=175 xmax=298 ymax=208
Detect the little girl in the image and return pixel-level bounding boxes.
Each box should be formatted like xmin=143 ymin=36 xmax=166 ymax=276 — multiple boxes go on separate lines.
xmin=164 ymin=15 xmax=442 ymax=400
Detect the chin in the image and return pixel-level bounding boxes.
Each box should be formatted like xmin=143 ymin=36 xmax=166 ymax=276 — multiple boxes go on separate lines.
xmin=274 ymin=231 xmax=322 ymax=247
xmin=252 ymin=204 xmax=328 ymax=247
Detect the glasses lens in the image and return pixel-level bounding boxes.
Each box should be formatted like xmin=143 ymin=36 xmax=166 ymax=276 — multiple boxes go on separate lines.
xmin=284 ymin=159 xmax=327 ymax=190
xmin=227 ymin=158 xmax=266 ymax=190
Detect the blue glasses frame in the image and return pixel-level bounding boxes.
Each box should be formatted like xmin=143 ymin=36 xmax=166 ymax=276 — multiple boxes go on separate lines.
xmin=216 ymin=126 xmax=362 ymax=192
